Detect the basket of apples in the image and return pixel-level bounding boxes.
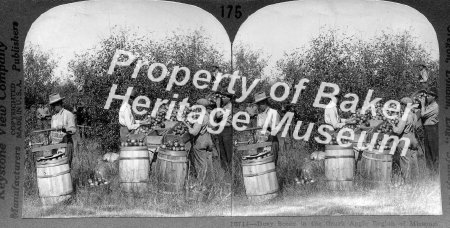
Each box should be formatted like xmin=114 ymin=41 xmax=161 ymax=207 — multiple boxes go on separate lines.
xmin=164 ymin=122 xmax=191 ymax=143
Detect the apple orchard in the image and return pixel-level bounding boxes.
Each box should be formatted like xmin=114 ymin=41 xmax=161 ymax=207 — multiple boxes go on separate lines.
xmin=103 ymin=49 xmax=413 ymax=156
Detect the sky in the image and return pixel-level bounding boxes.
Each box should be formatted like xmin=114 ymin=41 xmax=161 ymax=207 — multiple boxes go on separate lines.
xmin=234 ymin=0 xmax=439 ymax=78
xmin=25 ymin=0 xmax=231 ymax=81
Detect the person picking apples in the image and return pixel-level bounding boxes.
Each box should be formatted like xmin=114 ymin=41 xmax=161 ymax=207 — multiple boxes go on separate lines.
xmin=48 ymin=93 xmax=77 ymax=166
xmin=183 ymin=99 xmax=215 ymax=190
xmin=118 ymin=89 xmax=150 ymax=142
xmin=390 ymin=97 xmax=419 ymax=185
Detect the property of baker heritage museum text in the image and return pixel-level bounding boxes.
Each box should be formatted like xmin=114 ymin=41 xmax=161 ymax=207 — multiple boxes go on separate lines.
xmin=23 ymin=0 xmax=441 ymax=217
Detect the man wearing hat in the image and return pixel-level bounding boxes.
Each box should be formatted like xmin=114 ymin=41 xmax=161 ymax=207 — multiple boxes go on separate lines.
xmin=417 ymin=63 xmax=429 ymax=83
xmin=49 ymin=93 xmax=77 ymax=165
xmin=118 ymin=89 xmax=148 ymax=142
xmin=250 ymin=92 xmax=281 ymax=165
xmin=391 ymin=97 xmax=419 ymax=184
xmin=416 ymin=63 xmax=429 ymax=90
xmin=214 ymin=90 xmax=234 ymax=173
xmin=419 ymin=87 xmax=439 ymax=173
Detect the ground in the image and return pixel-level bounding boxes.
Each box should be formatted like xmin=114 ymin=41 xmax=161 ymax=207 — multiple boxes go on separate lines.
xmin=22 ymin=137 xmax=442 ymax=217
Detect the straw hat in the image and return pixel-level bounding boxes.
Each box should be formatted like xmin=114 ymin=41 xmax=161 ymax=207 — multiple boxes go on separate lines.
xmin=253 ymin=92 xmax=269 ymax=104
xmin=48 ymin=93 xmax=64 ymax=105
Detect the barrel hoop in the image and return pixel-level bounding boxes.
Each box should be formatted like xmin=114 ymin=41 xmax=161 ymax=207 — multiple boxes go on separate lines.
xmin=160 ymin=190 xmax=183 ymax=195
xmin=362 ymin=154 xmax=392 ymax=162
xmin=157 ymin=157 xmax=187 ymax=163
xmin=40 ymin=190 xmax=73 ymax=198
xmin=119 ymin=157 xmax=149 ymax=160
xmin=158 ymin=150 xmax=188 ymax=157
xmin=37 ymin=169 xmax=71 ymax=178
xmin=327 ymin=179 xmax=353 ymax=181
xmin=160 ymin=182 xmax=184 ymax=186
xmin=243 ymin=168 xmax=276 ymax=177
xmin=325 ymin=155 xmax=355 ymax=159
xmin=247 ymin=188 xmax=279 ymax=196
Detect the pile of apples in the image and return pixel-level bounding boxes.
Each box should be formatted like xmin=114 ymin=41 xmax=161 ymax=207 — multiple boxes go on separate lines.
xmin=134 ymin=125 xmax=153 ymax=135
xmin=351 ymin=109 xmax=371 ymax=127
xmin=160 ymin=140 xmax=186 ymax=151
xmin=152 ymin=112 xmax=166 ymax=129
xmin=371 ymin=103 xmax=386 ymax=121
xmin=172 ymin=124 xmax=188 ymax=136
xmin=371 ymin=138 xmax=392 ymax=151
xmin=375 ymin=122 xmax=394 ymax=134
xmin=87 ymin=177 xmax=108 ymax=186
xmin=121 ymin=138 xmax=146 ymax=147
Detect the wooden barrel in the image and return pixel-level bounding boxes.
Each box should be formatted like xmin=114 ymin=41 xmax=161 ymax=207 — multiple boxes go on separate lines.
xmin=324 ymin=144 xmax=355 ymax=190
xmin=242 ymin=154 xmax=279 ymax=202
xmin=360 ymin=150 xmax=393 ymax=187
xmin=36 ymin=156 xmax=73 ymax=206
xmin=119 ymin=146 xmax=149 ymax=193
xmin=155 ymin=149 xmax=188 ymax=194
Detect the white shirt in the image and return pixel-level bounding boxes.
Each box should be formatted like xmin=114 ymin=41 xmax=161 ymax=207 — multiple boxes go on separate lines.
xmin=419 ymin=69 xmax=428 ymax=83
xmin=51 ymin=108 xmax=76 ymax=144
xmin=257 ymin=107 xmax=280 ymax=129
xmin=51 ymin=108 xmax=76 ymax=133
xmin=324 ymin=101 xmax=345 ymax=129
xmin=119 ymin=103 xmax=140 ymax=130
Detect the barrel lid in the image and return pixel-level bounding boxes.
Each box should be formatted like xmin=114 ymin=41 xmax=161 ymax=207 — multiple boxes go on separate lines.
xmin=120 ymin=146 xmax=148 ymax=151
xmin=242 ymin=150 xmax=270 ymax=160
xmin=37 ymin=152 xmax=65 ymax=162
xmin=242 ymin=154 xmax=274 ymax=165
xmin=236 ymin=142 xmax=272 ymax=151
xmin=37 ymin=154 xmax=68 ymax=166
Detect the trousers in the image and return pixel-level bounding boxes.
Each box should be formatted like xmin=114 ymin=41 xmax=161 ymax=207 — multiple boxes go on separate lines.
xmin=424 ymin=125 xmax=439 ymax=173
xmin=218 ymin=126 xmax=233 ymax=172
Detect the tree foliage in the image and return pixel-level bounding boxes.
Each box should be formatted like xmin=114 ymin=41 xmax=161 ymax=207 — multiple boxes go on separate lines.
xmin=276 ymin=29 xmax=438 ymax=123
xmin=69 ymin=29 xmax=228 ymax=150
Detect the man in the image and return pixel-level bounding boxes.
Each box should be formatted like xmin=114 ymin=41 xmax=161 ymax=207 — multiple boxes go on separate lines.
xmin=419 ymin=87 xmax=439 ymax=173
xmin=324 ymin=98 xmax=353 ymax=134
xmin=417 ymin=63 xmax=429 ymax=89
xmin=214 ymin=91 xmax=233 ymax=173
xmin=118 ymin=89 xmax=149 ymax=142
xmin=49 ymin=93 xmax=77 ymax=165
xmin=391 ymin=97 xmax=419 ymax=184
xmin=251 ymin=92 xmax=281 ymax=165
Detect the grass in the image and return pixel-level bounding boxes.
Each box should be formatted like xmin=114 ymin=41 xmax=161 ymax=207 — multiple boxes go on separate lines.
xmin=231 ymin=133 xmax=442 ymax=216
xmin=23 ymin=132 xmax=441 ymax=217
xmin=23 ymin=135 xmax=231 ymax=218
